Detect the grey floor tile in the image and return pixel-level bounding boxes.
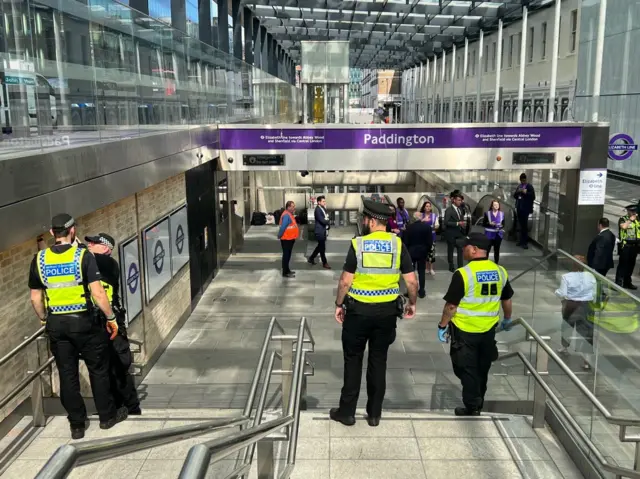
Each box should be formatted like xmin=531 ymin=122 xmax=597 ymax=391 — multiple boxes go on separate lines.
xmin=421 ymin=459 xmax=522 ymax=479
xmin=418 ymin=437 xmax=512 ymax=460
xmin=16 ymin=437 xmax=69 ymax=459
xmin=330 ymin=437 xmax=421 ymax=460
xmin=68 ymin=459 xmax=144 ymax=479
xmin=287 ymin=460 xmax=330 ymax=479
xmin=518 ymin=460 xmax=564 ymax=479
xmin=330 ymin=460 xmax=426 ymax=479
xmin=297 ymin=413 xmax=331 ymax=437
xmin=412 ymin=418 xmax=500 ymax=438
xmin=495 ymin=416 xmax=538 ymax=438
xmin=135 ymin=459 xmax=185 ymax=479
xmin=506 ymin=438 xmax=552 ymax=461
xmin=330 ymin=417 xmax=414 ymax=437
xmin=1 ymin=459 xmax=48 ymax=478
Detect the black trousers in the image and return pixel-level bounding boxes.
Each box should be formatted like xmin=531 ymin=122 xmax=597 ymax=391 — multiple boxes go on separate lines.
xmin=310 ymin=239 xmax=328 ymax=265
xmin=487 ymin=237 xmax=503 ymax=263
xmin=449 ymin=323 xmax=498 ymax=411
xmin=413 ymin=258 xmax=427 ymax=295
xmin=615 ymin=245 xmax=638 ymax=286
xmin=560 ymin=301 xmax=594 ymax=349
xmin=595 ymin=268 xmax=609 ymax=277
xmin=517 ymin=213 xmax=529 ymax=246
xmin=338 ymin=299 xmax=397 ymax=418
xmin=108 ymin=322 xmax=140 ymax=412
xmin=46 ymin=314 xmax=116 ymax=426
xmin=446 ymin=238 xmax=463 ymax=269
xmin=280 ymin=239 xmax=295 ymax=274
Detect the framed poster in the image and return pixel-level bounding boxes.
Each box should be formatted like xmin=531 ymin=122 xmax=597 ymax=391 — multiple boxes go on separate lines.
xmin=143 ymin=216 xmax=172 ymax=302
xmin=118 ymin=236 xmax=143 ymax=325
xmin=170 ymin=204 xmax=189 ymax=276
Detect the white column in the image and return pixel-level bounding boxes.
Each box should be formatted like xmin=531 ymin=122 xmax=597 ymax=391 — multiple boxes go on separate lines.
xmin=449 ymin=44 xmax=456 ymax=122
xmin=475 ymin=31 xmax=484 ymax=122
xmin=425 ymin=59 xmax=430 ymax=123
xmin=548 ymin=0 xmax=562 ymax=122
xmin=462 ymin=37 xmax=469 ymax=123
xmin=440 ymin=50 xmax=446 ymax=122
xmin=303 ymin=84 xmax=308 ymax=123
xmin=419 ymin=63 xmax=425 ymax=121
xmin=591 ymin=0 xmax=607 ymax=122
xmin=53 ymin=13 xmax=70 ymax=126
xmin=412 ymin=67 xmax=418 ymax=121
xmin=517 ymin=6 xmax=528 ymax=122
xmin=621 ymin=4 xmax=632 ymax=94
xmin=431 ymin=56 xmax=438 ymax=122
xmin=494 ymin=19 xmax=503 ymax=123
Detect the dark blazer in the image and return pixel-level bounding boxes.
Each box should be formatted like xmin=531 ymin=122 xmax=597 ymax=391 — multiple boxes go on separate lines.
xmin=404 ymin=221 xmax=434 ymax=261
xmin=513 ymin=183 xmax=536 ymax=215
xmin=314 ymin=205 xmax=329 ymax=240
xmin=587 ymin=229 xmax=616 ymax=271
xmin=443 ymin=205 xmax=465 ymax=240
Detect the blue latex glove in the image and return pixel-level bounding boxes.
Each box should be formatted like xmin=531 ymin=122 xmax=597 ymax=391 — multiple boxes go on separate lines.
xmin=437 ymin=324 xmax=450 ymax=343
xmin=498 ymin=317 xmax=514 ymax=332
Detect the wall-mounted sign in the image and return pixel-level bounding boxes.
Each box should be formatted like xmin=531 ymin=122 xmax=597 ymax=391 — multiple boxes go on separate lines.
xmin=242 ymin=154 xmax=285 ymax=166
xmin=608 ymin=133 xmax=637 ymax=161
xmin=512 ymin=152 xmax=556 ymax=165
xmin=170 ymin=204 xmax=189 ymax=276
xmin=119 ymin=236 xmax=142 ymax=326
xmin=578 ymin=169 xmax=607 ymax=206
xmin=143 ymin=217 xmax=171 ymax=302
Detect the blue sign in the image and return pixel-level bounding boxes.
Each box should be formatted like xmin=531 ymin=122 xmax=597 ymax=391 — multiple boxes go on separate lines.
xmin=363 ymin=240 xmax=392 ymax=253
xmin=127 ymin=262 xmax=139 ymax=295
xmin=153 ymin=240 xmax=165 ymax=274
xmin=44 ymin=263 xmax=76 ymax=277
xmin=608 ymin=133 xmax=638 ymax=161
xmin=476 ymin=271 xmax=500 ymax=283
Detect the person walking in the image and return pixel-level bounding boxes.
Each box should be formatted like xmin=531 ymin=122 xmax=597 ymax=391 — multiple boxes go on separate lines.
xmin=86 ymin=233 xmax=141 ymax=415
xmin=587 ymin=218 xmax=616 ymax=277
xmin=415 ymin=200 xmax=439 ymax=275
xmin=438 ymin=233 xmax=514 ymax=416
xmin=403 ymin=218 xmax=433 ymax=299
xmin=308 ymin=195 xmax=331 ymax=269
xmin=483 ymin=199 xmax=505 ymax=263
xmin=443 ymin=191 xmax=466 ymax=272
xmin=513 ymin=173 xmax=535 ymax=249
xmin=278 ymin=201 xmax=299 ymax=278
xmin=330 ymin=200 xmax=418 ymax=427
xmin=615 ymin=205 xmax=640 ymax=290
xmin=28 ymin=214 xmax=128 ymax=439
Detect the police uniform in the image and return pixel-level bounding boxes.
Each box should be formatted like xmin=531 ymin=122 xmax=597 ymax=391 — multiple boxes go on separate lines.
xmin=442 ymin=234 xmax=514 ymax=415
xmin=85 ymin=233 xmax=141 ymax=415
xmin=615 ymin=205 xmax=640 ymax=289
xmin=28 ymin=214 xmax=120 ymax=434
xmin=331 ymin=200 xmax=415 ymax=425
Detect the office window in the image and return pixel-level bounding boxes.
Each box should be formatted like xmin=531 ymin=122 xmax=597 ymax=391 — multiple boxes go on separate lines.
xmin=528 ymin=27 xmax=534 ymax=63
xmin=491 ymin=42 xmax=496 ymax=71
xmin=570 ymin=10 xmax=578 ymax=52
xmin=508 ymin=35 xmax=513 ymax=68
xmin=468 ymin=50 xmax=475 ymax=76
xmin=456 ymin=55 xmax=461 ymax=79
xmin=541 ymin=22 xmax=547 ymax=59
xmin=515 ymin=33 xmax=521 ymax=66
xmin=484 ymin=44 xmax=489 ymax=73
xmin=501 ymin=39 xmax=505 ymax=69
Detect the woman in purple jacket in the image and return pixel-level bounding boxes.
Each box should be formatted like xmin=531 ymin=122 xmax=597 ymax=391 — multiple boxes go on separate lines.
xmin=483 ymin=199 xmax=505 ymax=263
xmin=415 ymin=200 xmax=439 ymax=275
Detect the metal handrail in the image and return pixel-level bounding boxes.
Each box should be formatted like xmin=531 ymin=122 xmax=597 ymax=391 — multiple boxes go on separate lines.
xmin=0 ymin=326 xmax=45 ymax=368
xmin=510 ymin=251 xmax=556 ymax=282
xmin=0 ymin=356 xmax=54 ymax=411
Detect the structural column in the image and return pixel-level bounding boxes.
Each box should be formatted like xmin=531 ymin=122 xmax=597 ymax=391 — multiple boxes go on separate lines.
xmin=425 ymin=59 xmax=430 ymax=122
xmin=431 ymin=56 xmax=437 ymax=122
xmin=591 ymin=0 xmax=607 ymax=121
xmin=232 ymin=0 xmax=242 ymax=60
xmin=449 ymin=44 xmax=456 ymax=122
xmin=440 ymin=50 xmax=446 ymax=122
xmin=461 ymin=37 xmax=469 ymax=122
xmin=199 ymin=0 xmax=212 ymax=47
xmin=253 ymin=17 xmax=261 ymax=68
xmin=260 ymin=26 xmax=268 ymax=72
xmin=494 ymin=19 xmax=503 ymax=123
xmin=475 ymin=30 xmax=483 ymax=122
xmin=218 ymin=0 xmax=229 ymax=54
xmin=516 ymin=6 xmax=528 ymax=122
xmin=244 ymin=7 xmax=254 ymax=65
xmin=547 ymin=0 xmax=561 ymax=121
xmin=171 ymin=0 xmax=186 ymax=37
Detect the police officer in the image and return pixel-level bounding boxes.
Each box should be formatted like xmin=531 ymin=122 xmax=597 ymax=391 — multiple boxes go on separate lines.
xmin=438 ymin=233 xmax=514 ymax=416
xmin=330 ymin=200 xmax=419 ymax=427
xmin=28 ymin=214 xmax=128 ymax=439
xmin=86 ymin=233 xmax=141 ymax=415
xmin=615 ymin=205 xmax=640 ymax=290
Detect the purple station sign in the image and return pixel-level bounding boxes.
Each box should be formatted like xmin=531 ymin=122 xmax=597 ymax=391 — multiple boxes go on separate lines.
xmin=220 ymin=126 xmax=583 ymax=150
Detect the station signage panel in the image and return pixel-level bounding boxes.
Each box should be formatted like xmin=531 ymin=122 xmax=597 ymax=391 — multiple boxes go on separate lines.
xmin=119 ymin=236 xmax=143 ymax=326
xmin=242 ymin=154 xmax=286 ymax=166
xmin=170 ymin=205 xmax=189 ymax=276
xmin=143 ymin=217 xmax=171 ymax=302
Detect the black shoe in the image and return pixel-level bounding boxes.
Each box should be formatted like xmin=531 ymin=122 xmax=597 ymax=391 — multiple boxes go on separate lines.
xmin=100 ymin=406 xmax=128 ymax=430
xmin=128 ymin=406 xmax=142 ymax=415
xmin=329 ymin=408 xmax=355 ymax=426
xmin=448 ymin=265 xmax=455 ymax=273
xmin=624 ymin=284 xmax=638 ymax=290
xmin=523 ymin=245 xmax=529 ymax=250
xmin=366 ymin=416 xmax=380 ymax=427
xmin=455 ymin=407 xmax=481 ymax=417
xmin=70 ymin=420 xmax=89 ymax=440
xmin=307 ymin=258 xmax=316 ymax=266
xmin=283 ymin=272 xmax=295 ymax=278
xmin=418 ymin=291 xmax=426 ymax=299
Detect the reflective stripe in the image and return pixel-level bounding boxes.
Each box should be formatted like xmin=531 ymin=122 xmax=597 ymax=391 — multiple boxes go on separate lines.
xmin=355 ymin=236 xmax=399 ymax=275
xmin=456 ymin=308 xmax=500 ymax=317
xmin=349 ymin=287 xmax=400 ymax=297
xmin=463 ymin=295 xmax=502 ymax=304
xmin=46 ymin=281 xmax=82 ymax=289
xmin=50 ymin=304 xmax=88 ymax=314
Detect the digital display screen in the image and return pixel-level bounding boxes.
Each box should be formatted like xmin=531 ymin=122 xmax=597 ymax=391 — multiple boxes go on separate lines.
xmin=512 ymin=152 xmax=556 ymax=165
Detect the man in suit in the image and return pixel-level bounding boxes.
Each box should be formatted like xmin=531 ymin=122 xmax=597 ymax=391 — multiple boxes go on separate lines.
xmin=403 ymin=218 xmax=433 ymax=298
xmin=444 ymin=191 xmax=467 ymax=272
xmin=587 ymin=218 xmax=616 ymax=277
xmin=308 ymin=195 xmax=331 ymax=269
xmin=513 ymin=173 xmax=536 ymax=249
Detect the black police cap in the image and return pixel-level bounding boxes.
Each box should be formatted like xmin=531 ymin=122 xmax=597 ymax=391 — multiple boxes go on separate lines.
xmin=85 ymin=232 xmax=115 ymax=250
xmin=625 ymin=204 xmax=638 ymax=213
xmin=362 ymin=199 xmax=394 ymax=221
xmin=462 ymin=232 xmax=492 ymax=251
xmin=51 ymin=213 xmax=76 ymax=231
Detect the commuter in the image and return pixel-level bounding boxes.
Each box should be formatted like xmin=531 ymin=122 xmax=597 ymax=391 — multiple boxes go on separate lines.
xmin=387 ymin=206 xmax=401 ymax=234
xmin=308 ymin=195 xmax=331 ymax=269
xmin=438 ymin=233 xmax=514 ymax=416
xmin=415 ymin=201 xmax=439 ymax=275
xmin=278 ymin=201 xmax=299 ymax=278
xmin=555 ymin=255 xmax=596 ymax=370
xmin=443 ymin=191 xmax=466 ymax=272
xmin=86 ymin=233 xmax=141 ymax=415
xmin=331 ymin=199 xmax=418 ymax=427
xmin=483 ymin=199 xmax=505 ymax=263
xmin=587 ymin=218 xmax=616 ymax=277
xmin=28 ymin=214 xmax=128 ymax=439
xmin=395 ymin=198 xmax=410 ymax=234
xmin=513 ymin=173 xmax=535 ymax=249
xmin=615 ymin=205 xmax=640 ymax=290
xmin=403 ymin=218 xmax=433 ymax=299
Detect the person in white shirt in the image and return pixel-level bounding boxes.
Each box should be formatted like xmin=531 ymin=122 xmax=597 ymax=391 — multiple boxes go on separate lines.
xmin=554 ymin=255 xmax=597 ymax=369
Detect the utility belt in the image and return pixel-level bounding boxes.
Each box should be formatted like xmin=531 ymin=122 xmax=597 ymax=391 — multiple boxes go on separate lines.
xmin=345 ymin=295 xmax=404 ymax=319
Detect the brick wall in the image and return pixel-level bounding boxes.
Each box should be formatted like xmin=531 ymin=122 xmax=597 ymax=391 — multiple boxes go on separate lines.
xmin=0 ymin=173 xmax=191 ymax=418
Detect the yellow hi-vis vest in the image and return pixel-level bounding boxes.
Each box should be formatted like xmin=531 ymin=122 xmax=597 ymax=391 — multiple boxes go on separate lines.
xmin=348 ymin=231 xmax=402 ymax=303
xmin=619 ymin=216 xmax=640 ymax=245
xmin=588 ymin=284 xmax=639 ymax=333
xmin=36 ymin=246 xmax=90 ymax=315
xmin=452 ymin=260 xmax=508 ymax=333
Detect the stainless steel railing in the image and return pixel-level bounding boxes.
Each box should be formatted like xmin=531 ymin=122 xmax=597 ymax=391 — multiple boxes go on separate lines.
xmin=503 ymin=317 xmax=640 ymax=478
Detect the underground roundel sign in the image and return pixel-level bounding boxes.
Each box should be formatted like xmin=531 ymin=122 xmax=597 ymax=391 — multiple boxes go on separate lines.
xmin=608 ymin=133 xmax=638 ymax=161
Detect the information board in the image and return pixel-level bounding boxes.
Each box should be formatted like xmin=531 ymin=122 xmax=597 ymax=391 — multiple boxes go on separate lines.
xmin=578 ymin=169 xmax=607 ymax=206
xmin=143 ymin=217 xmax=171 ymax=302
xmin=119 ymin=236 xmax=142 ymax=325
xmin=170 ymin=205 xmax=189 ymax=276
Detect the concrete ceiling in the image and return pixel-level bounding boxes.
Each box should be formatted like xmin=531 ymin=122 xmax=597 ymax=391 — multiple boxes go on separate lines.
xmin=244 ymin=0 xmax=555 ymax=70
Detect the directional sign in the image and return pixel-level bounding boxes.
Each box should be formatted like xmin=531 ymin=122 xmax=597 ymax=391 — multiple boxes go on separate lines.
xmin=170 ymin=205 xmax=189 ymax=276
xmin=119 ymin=236 xmax=142 ymax=325
xmin=144 ymin=217 xmax=171 ymax=302
xmin=578 ymin=169 xmax=607 ymax=206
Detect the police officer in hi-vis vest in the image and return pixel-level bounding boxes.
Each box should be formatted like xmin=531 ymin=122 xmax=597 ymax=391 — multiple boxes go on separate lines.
xmin=28 ymin=214 xmax=128 ymax=439
xmin=330 ymin=200 xmax=419 ymax=427
xmin=615 ymin=205 xmax=640 ymax=290
xmin=438 ymin=233 xmax=515 ymax=416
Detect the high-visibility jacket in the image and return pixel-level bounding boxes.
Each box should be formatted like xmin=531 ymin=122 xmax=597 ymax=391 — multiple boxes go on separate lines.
xmin=452 ymin=260 xmax=508 ymax=333
xmin=279 ymin=211 xmax=299 ymax=240
xmin=619 ymin=216 xmax=640 ymax=246
xmin=588 ymin=284 xmax=639 ymax=333
xmin=36 ymin=246 xmax=91 ymax=315
xmin=348 ymin=231 xmax=402 ymax=303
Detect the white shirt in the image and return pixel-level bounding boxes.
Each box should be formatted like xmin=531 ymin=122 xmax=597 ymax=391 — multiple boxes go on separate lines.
xmin=555 ymin=272 xmax=597 ymax=302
